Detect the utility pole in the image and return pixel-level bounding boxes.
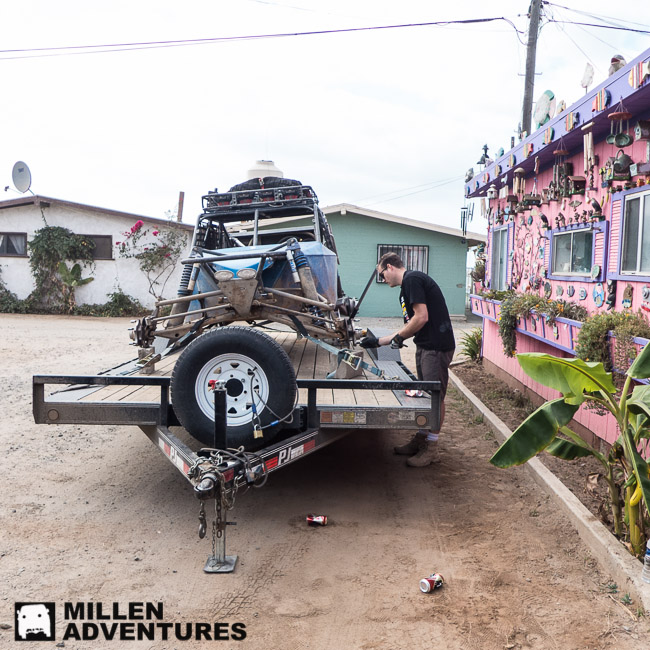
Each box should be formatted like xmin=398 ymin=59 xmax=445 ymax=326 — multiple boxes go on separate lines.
xmin=521 ymin=0 xmax=542 ymax=137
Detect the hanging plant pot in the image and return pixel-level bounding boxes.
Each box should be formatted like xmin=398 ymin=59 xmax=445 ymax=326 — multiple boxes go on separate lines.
xmin=608 ymin=110 xmax=633 ymax=121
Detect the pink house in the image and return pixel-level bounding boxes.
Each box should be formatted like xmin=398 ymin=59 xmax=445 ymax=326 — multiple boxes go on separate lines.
xmin=466 ymin=46 xmax=650 ymax=447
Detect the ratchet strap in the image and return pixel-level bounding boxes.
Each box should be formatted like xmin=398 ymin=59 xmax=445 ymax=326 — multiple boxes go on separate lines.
xmin=288 ymin=316 xmax=387 ymax=379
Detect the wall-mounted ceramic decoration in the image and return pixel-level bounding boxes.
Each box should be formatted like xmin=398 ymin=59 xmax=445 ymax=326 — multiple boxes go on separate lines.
xmin=530 ymin=315 xmax=537 ymax=331
xmin=533 ymin=90 xmax=555 ymax=129
xmin=509 ymin=154 xmax=516 ymax=167
xmin=590 ymin=264 xmax=600 ymax=280
xmin=524 ymin=142 xmax=534 ymax=158
xmin=495 ymin=164 xmax=502 ymax=176
xmin=579 ymin=288 xmax=587 ymax=300
xmin=592 ymin=88 xmax=611 ymax=113
xmin=628 ymin=60 xmax=650 ymax=89
xmin=593 ymin=283 xmax=605 ymax=307
xmin=556 ymin=284 xmax=563 ymax=296
xmin=565 ymin=111 xmax=580 ymax=131
xmin=605 ymin=279 xmax=617 ymax=310
xmin=567 ymin=285 xmax=575 ymax=297
xmin=525 ymin=241 xmax=531 ymax=254
xmin=543 ymin=126 xmax=555 ymax=144
xmin=555 ymin=99 xmax=567 ymax=115
xmin=553 ymin=324 xmax=559 ymax=340
xmin=544 ymin=282 xmax=552 ymax=299
xmin=539 ymin=246 xmax=544 ymax=258
xmin=622 ymin=284 xmax=633 ymax=309
xmin=527 ymin=215 xmax=533 ymax=225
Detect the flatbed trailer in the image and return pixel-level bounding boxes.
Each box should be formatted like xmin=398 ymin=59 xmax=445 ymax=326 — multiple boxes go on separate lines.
xmin=33 ymin=332 xmax=440 ymax=572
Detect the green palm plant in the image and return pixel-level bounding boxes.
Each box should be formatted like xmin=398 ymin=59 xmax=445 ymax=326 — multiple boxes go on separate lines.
xmin=490 ymin=346 xmax=650 ymax=555
xmin=57 ymin=262 xmax=94 ymax=314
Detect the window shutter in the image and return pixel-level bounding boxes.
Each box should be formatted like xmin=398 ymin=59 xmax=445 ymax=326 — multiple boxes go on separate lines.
xmin=608 ymin=199 xmax=622 ymax=274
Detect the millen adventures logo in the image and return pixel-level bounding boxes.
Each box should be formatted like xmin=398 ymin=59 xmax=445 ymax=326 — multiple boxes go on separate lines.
xmin=14 ymin=601 xmax=246 ymax=642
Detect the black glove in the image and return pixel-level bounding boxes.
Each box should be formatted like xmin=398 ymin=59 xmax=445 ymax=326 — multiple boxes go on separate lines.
xmin=390 ymin=334 xmax=405 ymax=349
xmin=359 ymin=335 xmax=380 ymax=349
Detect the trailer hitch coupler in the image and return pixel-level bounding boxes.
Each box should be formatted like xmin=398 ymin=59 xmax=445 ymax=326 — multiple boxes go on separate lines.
xmin=194 ymin=472 xmax=219 ymax=499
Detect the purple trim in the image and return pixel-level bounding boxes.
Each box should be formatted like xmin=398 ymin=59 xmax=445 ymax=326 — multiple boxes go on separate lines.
xmin=609 ymin=187 xmax=650 ymax=280
xmin=547 ymin=222 xmax=607 ymax=282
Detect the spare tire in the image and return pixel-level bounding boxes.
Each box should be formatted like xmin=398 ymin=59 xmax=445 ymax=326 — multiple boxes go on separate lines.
xmin=171 ymin=326 xmax=297 ymax=449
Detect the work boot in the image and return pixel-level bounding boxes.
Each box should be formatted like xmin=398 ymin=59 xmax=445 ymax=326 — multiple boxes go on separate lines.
xmin=406 ymin=439 xmax=441 ymax=467
xmin=394 ymin=431 xmax=427 ymax=455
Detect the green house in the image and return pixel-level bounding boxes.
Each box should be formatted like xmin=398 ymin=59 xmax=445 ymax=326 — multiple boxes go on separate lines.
xmin=257 ymin=203 xmax=485 ymax=318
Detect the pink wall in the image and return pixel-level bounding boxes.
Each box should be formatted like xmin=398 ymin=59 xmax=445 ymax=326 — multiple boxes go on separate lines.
xmin=481 ymin=317 xmax=620 ymax=445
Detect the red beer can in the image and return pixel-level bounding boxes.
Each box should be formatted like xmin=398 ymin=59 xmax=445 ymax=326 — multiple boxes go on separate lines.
xmin=419 ymin=573 xmax=444 ymax=593
xmin=306 ymin=514 xmax=328 ymax=526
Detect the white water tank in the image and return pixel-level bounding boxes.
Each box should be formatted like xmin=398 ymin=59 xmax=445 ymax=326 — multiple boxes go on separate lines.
xmin=246 ymin=160 xmax=283 ymax=179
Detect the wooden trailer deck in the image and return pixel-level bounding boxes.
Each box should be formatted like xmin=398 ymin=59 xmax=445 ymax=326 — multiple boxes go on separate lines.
xmin=75 ymin=331 xmax=420 ymax=409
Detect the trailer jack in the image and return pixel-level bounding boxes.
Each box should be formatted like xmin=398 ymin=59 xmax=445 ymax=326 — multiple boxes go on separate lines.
xmin=198 ymin=490 xmax=238 ymax=574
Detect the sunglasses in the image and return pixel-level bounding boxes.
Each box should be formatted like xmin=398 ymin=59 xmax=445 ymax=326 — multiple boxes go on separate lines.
xmin=378 ymin=268 xmax=385 ymax=280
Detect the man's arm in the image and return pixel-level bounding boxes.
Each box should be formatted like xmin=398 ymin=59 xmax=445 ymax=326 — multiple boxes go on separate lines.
xmin=378 ymin=302 xmax=428 ymax=347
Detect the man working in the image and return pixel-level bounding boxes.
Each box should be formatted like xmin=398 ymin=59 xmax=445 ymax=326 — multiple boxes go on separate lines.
xmin=360 ymin=252 xmax=455 ymax=467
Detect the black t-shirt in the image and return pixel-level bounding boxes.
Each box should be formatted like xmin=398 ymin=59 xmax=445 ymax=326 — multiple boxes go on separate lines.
xmin=399 ymin=270 xmax=455 ymax=351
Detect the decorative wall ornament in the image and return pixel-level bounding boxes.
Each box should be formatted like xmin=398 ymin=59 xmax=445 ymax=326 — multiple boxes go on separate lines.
xmin=593 ymin=282 xmax=605 ymax=307
xmin=606 ymin=279 xmax=617 ymax=310
xmin=591 ymin=88 xmax=611 ymax=113
xmin=533 ymin=90 xmax=556 ymax=128
xmin=565 ymin=111 xmax=580 ymax=131
xmin=628 ymin=60 xmax=650 ymax=88
xmin=544 ymin=281 xmax=552 ymax=299
xmin=579 ymin=288 xmax=588 ymax=300
xmin=567 ymin=285 xmax=575 ymax=297
xmin=543 ymin=126 xmax=555 ymax=144
xmin=524 ymin=142 xmax=534 ymax=158
xmin=622 ymin=284 xmax=633 ymax=309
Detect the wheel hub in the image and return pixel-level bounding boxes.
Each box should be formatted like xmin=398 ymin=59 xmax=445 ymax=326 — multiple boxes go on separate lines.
xmin=195 ymin=353 xmax=270 ymax=427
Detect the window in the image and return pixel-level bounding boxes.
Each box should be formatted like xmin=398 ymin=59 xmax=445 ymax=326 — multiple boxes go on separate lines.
xmin=83 ymin=235 xmax=113 ymax=260
xmin=0 ymin=233 xmax=27 ymax=256
xmin=551 ymin=230 xmax=593 ymax=275
xmin=621 ymin=191 xmax=650 ymax=274
xmin=491 ymin=227 xmax=508 ymax=290
xmin=377 ymin=244 xmax=428 ymax=282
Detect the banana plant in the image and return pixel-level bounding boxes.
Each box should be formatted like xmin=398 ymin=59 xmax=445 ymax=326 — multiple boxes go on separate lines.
xmin=57 ymin=262 xmax=94 ymax=313
xmin=490 ymin=345 xmax=650 ymax=554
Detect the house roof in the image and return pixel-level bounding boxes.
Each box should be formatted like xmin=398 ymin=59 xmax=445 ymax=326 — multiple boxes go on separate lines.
xmin=0 ymin=195 xmax=194 ymax=231
xmin=323 ymin=203 xmax=486 ymax=247
xmin=466 ymin=45 xmax=650 ymax=199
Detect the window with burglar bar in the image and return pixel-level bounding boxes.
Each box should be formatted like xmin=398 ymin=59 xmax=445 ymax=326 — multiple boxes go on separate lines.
xmin=377 ymin=244 xmax=428 ymax=282
xmin=621 ymin=190 xmax=650 ymax=274
xmin=0 ymin=233 xmax=27 ymax=256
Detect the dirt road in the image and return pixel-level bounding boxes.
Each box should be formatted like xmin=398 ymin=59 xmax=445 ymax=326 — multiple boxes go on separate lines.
xmin=1 ymin=314 xmax=649 ymax=649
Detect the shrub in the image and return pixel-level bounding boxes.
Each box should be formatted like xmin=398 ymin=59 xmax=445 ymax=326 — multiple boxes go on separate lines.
xmin=459 ymin=327 xmax=482 ymax=361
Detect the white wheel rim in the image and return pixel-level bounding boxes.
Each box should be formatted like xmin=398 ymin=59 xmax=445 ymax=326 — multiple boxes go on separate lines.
xmin=195 ymin=353 xmax=270 ymax=426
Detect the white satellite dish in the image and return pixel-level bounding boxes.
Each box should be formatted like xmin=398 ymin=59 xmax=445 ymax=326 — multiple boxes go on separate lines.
xmin=581 ymin=63 xmax=594 ymax=91
xmin=12 ymin=161 xmax=32 ymax=194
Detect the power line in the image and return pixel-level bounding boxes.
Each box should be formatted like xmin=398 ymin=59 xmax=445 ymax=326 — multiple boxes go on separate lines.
xmin=358 ymin=176 xmax=463 ymax=208
xmin=544 ymin=19 xmax=650 ymax=36
xmin=0 ymin=17 xmax=526 ymax=60
xmin=543 ymin=2 xmax=650 ymax=31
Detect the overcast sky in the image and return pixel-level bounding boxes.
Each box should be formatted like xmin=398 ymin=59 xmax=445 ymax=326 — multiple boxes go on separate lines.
xmin=1 ymin=1 xmax=648 ymax=234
